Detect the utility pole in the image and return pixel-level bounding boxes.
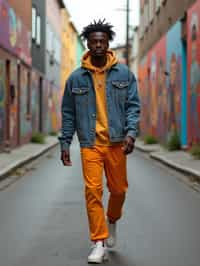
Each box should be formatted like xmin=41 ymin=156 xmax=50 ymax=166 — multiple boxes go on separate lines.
xmin=115 ymin=1 xmax=130 ymax=66
xmin=126 ymin=0 xmax=130 ymax=67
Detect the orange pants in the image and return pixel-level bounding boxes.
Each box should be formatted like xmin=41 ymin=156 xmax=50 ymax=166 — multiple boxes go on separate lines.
xmin=80 ymin=145 xmax=128 ymax=241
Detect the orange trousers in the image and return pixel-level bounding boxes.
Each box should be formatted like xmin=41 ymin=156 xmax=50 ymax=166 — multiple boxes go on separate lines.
xmin=80 ymin=145 xmax=128 ymax=241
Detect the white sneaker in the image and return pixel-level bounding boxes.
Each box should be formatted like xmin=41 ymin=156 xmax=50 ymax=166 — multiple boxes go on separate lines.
xmin=106 ymin=222 xmax=117 ymax=248
xmin=88 ymin=241 xmax=108 ymax=264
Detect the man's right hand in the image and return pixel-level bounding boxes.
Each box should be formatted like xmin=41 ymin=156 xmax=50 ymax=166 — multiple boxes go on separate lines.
xmin=61 ymin=150 xmax=72 ymax=166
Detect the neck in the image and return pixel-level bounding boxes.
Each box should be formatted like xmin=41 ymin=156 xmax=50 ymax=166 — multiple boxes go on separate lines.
xmin=91 ymin=55 xmax=107 ymax=68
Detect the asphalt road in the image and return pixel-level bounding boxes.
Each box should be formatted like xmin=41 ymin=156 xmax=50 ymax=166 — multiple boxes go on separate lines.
xmin=0 ymin=141 xmax=200 ymax=266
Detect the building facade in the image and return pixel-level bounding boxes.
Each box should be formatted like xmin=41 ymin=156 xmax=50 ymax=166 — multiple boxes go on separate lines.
xmin=139 ymin=0 xmax=196 ymax=58
xmin=112 ymin=45 xmax=127 ymax=64
xmin=130 ymin=26 xmax=139 ymax=78
xmin=60 ymin=9 xmax=85 ymax=95
xmin=0 ymin=0 xmax=81 ymax=152
xmin=32 ymin=0 xmax=46 ymax=74
xmin=60 ymin=8 xmax=70 ymax=95
xmin=138 ymin=0 xmax=200 ymax=148
xmin=76 ymin=35 xmax=85 ymax=68
xmin=0 ymin=0 xmax=32 ymax=151
xmin=45 ymin=0 xmax=64 ymax=133
xmin=31 ymin=0 xmax=47 ymax=134
xmin=46 ymin=0 xmax=64 ymax=88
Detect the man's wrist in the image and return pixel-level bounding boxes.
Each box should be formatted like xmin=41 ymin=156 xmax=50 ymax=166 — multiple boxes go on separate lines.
xmin=127 ymin=135 xmax=135 ymax=143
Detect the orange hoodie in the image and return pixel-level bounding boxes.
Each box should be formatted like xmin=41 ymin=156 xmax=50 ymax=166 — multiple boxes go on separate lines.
xmin=82 ymin=50 xmax=118 ymax=145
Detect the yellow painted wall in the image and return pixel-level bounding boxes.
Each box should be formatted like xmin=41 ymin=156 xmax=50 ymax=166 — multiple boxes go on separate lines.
xmin=61 ymin=9 xmax=77 ymax=94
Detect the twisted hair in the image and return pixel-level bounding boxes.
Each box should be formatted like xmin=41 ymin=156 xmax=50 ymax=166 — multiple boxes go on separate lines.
xmin=80 ymin=19 xmax=115 ymax=41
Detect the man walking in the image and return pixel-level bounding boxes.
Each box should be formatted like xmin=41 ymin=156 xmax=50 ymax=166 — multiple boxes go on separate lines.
xmin=59 ymin=19 xmax=140 ymax=263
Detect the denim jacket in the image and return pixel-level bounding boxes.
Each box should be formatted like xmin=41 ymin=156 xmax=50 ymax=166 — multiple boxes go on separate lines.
xmin=59 ymin=63 xmax=140 ymax=151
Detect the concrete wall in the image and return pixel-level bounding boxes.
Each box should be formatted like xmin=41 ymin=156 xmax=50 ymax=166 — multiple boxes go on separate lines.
xmin=187 ymin=1 xmax=200 ymax=145
xmin=45 ymin=0 xmax=62 ymax=88
xmin=139 ymin=0 xmax=196 ymax=59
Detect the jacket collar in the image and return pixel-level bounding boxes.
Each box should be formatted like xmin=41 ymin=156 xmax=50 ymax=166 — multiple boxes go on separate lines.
xmin=80 ymin=63 xmax=120 ymax=75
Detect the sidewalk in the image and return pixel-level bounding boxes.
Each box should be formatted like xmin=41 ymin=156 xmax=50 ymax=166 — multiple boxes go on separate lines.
xmin=135 ymin=139 xmax=200 ymax=179
xmin=0 ymin=136 xmax=58 ymax=181
xmin=1 ymin=137 xmax=199 ymax=184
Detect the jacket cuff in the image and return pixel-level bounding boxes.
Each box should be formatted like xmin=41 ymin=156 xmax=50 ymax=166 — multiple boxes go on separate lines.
xmin=126 ymin=130 xmax=137 ymax=140
xmin=59 ymin=141 xmax=70 ymax=152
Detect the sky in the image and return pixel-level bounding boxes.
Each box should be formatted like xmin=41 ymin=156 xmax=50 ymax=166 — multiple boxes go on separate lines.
xmin=63 ymin=0 xmax=140 ymax=47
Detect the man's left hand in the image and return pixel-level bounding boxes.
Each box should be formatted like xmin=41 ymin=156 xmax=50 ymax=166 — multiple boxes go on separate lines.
xmin=122 ymin=136 xmax=135 ymax=155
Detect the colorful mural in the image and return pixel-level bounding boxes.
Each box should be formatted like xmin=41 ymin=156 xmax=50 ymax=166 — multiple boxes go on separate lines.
xmin=139 ymin=22 xmax=185 ymax=145
xmin=138 ymin=55 xmax=150 ymax=137
xmin=42 ymin=80 xmax=50 ymax=134
xmin=166 ymin=22 xmax=183 ymax=141
xmin=0 ymin=0 xmax=31 ymax=65
xmin=20 ymin=66 xmax=31 ymax=139
xmin=149 ymin=37 xmax=167 ymax=141
xmin=48 ymin=84 xmax=61 ymax=133
xmin=188 ymin=1 xmax=200 ymax=145
xmin=0 ymin=60 xmax=6 ymax=146
xmin=10 ymin=61 xmax=18 ymax=146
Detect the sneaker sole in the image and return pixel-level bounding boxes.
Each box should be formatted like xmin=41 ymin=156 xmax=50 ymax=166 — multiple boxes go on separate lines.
xmin=88 ymin=253 xmax=109 ymax=264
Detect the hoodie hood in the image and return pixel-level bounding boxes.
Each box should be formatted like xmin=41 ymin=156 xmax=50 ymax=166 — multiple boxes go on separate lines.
xmin=81 ymin=49 xmax=118 ymax=72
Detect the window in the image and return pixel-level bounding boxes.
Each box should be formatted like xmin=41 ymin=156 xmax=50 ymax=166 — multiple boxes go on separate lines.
xmin=32 ymin=7 xmax=36 ymax=40
xmin=36 ymin=15 xmax=41 ymax=46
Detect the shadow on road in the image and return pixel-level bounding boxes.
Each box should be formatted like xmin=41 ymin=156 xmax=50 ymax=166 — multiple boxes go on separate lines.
xmin=107 ymin=250 xmax=137 ymax=266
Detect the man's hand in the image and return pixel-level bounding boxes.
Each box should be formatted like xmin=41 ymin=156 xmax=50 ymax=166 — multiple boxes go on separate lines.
xmin=122 ymin=136 xmax=135 ymax=155
xmin=61 ymin=150 xmax=72 ymax=166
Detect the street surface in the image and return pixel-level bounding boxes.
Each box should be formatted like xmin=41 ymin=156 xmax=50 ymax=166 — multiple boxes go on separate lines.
xmin=0 ymin=140 xmax=200 ymax=266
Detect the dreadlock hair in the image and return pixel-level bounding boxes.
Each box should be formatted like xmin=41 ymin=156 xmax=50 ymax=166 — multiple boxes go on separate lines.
xmin=80 ymin=19 xmax=116 ymax=41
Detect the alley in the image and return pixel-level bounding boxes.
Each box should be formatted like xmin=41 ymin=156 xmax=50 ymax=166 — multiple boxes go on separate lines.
xmin=0 ymin=141 xmax=200 ymax=266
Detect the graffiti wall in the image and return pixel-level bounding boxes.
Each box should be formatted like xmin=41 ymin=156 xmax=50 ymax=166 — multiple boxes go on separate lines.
xmin=139 ymin=36 xmax=168 ymax=142
xmin=20 ymin=66 xmax=31 ymax=141
xmin=149 ymin=37 xmax=167 ymax=141
xmin=10 ymin=61 xmax=18 ymax=147
xmin=138 ymin=55 xmax=150 ymax=137
xmin=0 ymin=0 xmax=31 ymax=65
xmin=166 ymin=22 xmax=183 ymax=141
xmin=0 ymin=60 xmax=6 ymax=147
xmin=48 ymin=84 xmax=61 ymax=133
xmin=187 ymin=1 xmax=200 ymax=145
xmin=139 ymin=22 xmax=185 ymax=145
xmin=42 ymin=80 xmax=50 ymax=134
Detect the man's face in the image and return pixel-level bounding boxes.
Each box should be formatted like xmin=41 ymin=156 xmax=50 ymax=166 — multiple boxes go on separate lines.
xmin=87 ymin=32 xmax=109 ymax=57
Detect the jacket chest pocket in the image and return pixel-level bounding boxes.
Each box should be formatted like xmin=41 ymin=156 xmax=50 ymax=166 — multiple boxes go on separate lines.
xmin=72 ymin=87 xmax=89 ymax=106
xmin=111 ymin=81 xmax=129 ymax=101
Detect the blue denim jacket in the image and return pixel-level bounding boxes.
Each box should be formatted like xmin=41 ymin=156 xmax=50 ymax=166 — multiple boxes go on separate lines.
xmin=59 ymin=63 xmax=140 ymax=151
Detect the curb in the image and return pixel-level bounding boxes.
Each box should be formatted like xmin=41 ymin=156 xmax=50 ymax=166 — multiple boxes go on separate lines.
xmin=0 ymin=141 xmax=59 ymax=181
xmin=135 ymin=142 xmax=200 ymax=179
xmin=150 ymin=153 xmax=200 ymax=179
xmin=135 ymin=144 xmax=161 ymax=153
